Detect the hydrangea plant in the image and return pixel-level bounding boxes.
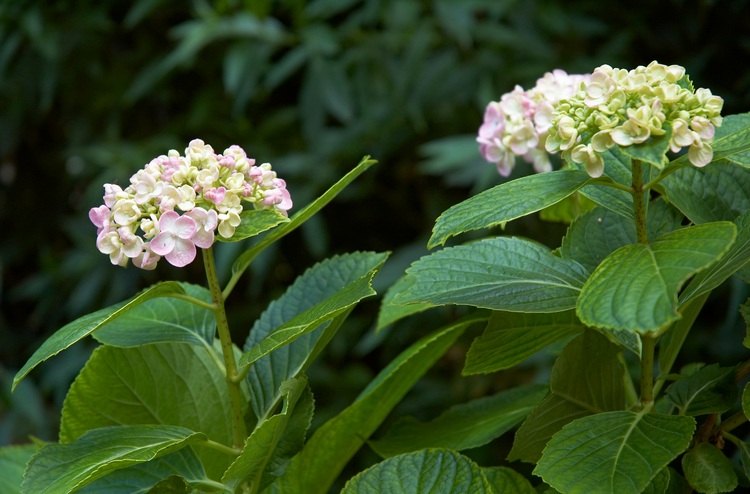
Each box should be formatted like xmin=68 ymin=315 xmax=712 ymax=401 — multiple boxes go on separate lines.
xmin=380 ymin=61 xmax=750 ymax=493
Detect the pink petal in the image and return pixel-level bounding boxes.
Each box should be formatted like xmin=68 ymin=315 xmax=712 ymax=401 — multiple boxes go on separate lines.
xmin=158 ymin=210 xmax=180 ymax=232
xmin=150 ymin=231 xmax=176 ymax=256
xmin=173 ymin=215 xmax=197 ymax=239
xmin=165 ymin=238 xmax=196 ymax=267
xmin=192 ymin=228 xmax=215 ymax=249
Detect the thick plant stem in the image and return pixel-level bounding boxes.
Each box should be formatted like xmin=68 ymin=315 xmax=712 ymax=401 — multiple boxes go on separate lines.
xmin=640 ymin=333 xmax=656 ymax=408
xmin=203 ymin=247 xmax=247 ymax=449
xmin=631 ymin=159 xmax=649 ymax=244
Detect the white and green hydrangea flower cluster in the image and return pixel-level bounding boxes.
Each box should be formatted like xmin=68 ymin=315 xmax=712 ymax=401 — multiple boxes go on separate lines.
xmin=90 ymin=139 xmax=292 ymax=269
xmin=545 ymin=61 xmax=724 ymax=177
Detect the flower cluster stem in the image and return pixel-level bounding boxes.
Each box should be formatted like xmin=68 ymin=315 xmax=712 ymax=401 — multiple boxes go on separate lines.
xmin=203 ymin=247 xmax=247 ymax=449
xmin=631 ymin=159 xmax=649 ymax=245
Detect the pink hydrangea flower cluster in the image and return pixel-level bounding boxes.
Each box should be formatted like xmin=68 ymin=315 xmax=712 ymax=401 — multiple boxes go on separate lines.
xmin=477 ymin=70 xmax=591 ymax=176
xmin=90 ymin=139 xmax=292 ymax=269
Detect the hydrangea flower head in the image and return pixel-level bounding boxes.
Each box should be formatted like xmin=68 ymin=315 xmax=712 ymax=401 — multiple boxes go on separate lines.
xmin=545 ymin=61 xmax=723 ymax=177
xmin=90 ymin=140 xmax=292 ymax=269
xmin=477 ymin=69 xmax=591 ymax=176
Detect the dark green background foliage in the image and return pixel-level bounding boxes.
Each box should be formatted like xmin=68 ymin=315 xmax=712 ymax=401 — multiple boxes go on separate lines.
xmin=1 ymin=0 xmax=748 ymax=468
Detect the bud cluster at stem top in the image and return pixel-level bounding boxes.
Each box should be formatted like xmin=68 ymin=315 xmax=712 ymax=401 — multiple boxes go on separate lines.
xmin=89 ymin=139 xmax=292 ymax=269
xmin=545 ymin=61 xmax=724 ymax=177
xmin=477 ymin=69 xmax=591 ymax=176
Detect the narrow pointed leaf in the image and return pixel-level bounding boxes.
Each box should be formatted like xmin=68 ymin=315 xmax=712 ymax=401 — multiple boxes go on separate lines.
xmin=222 ymin=378 xmax=306 ymax=491
xmin=665 ymin=364 xmax=738 ymax=416
xmin=463 ymin=311 xmax=584 ymax=375
xmin=394 ymin=237 xmax=589 ymax=313
xmin=376 ymin=275 xmax=434 ymax=331
xmin=577 ymin=222 xmax=736 ymax=333
xmin=220 ymin=208 xmax=290 ymax=242
xmin=59 ymin=342 xmax=243 ymax=479
xmin=93 ymin=283 xmax=215 ymax=348
xmin=22 ymin=425 xmax=206 ymax=494
xmin=369 ymin=384 xmax=547 ymax=457
xmin=341 ymin=449 xmax=493 ymax=494
xmin=535 ymin=411 xmax=695 ymax=494
xmin=509 ymin=330 xmax=625 ymax=463
xmin=232 ymin=156 xmax=376 ymax=279
xmin=429 ymin=170 xmax=600 ymax=248
xmin=682 ymin=443 xmax=737 ymax=494
xmin=265 ymin=315 xmax=486 ymax=494
xmin=13 ymin=281 xmax=185 ymax=390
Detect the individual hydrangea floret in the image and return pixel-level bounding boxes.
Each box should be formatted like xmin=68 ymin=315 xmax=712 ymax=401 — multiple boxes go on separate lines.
xmin=477 ymin=69 xmax=591 ymax=176
xmin=545 ymin=61 xmax=724 ymax=177
xmin=90 ymin=140 xmax=292 ymax=269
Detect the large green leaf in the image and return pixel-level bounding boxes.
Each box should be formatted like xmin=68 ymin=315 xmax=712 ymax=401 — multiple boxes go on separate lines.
xmin=661 ymin=162 xmax=750 ymax=224
xmin=679 ymin=210 xmax=750 ymax=305
xmin=94 ymin=283 xmax=215 ymax=348
xmin=577 ymin=222 xmax=736 ymax=333
xmin=22 ymin=425 xmax=207 ymax=494
xmin=0 ymin=444 xmax=38 ymax=494
xmin=705 ymin=112 xmax=750 ymax=168
xmin=219 ymin=208 xmax=289 ymax=243
xmin=376 ymin=275 xmax=434 ymax=331
xmin=508 ymin=330 xmax=625 ymax=463
xmin=222 ymin=378 xmax=306 ymax=492
xmin=230 ymin=157 xmax=376 ymax=287
xmin=369 ymin=384 xmax=547 ymax=457
xmin=393 ymin=237 xmax=589 ymax=313
xmin=59 ymin=342 xmax=243 ymax=479
xmin=620 ymin=123 xmax=672 ymax=169
xmin=341 ymin=449 xmax=493 ymax=494
xmin=242 ymin=252 xmax=388 ymax=421
xmin=238 ymin=252 xmax=386 ymax=370
xmin=535 ymin=411 xmax=695 ymax=494
xmin=264 ymin=315 xmax=486 ymax=494
xmin=77 ymin=449 xmax=210 ymax=494
xmin=12 ymin=281 xmax=185 ymax=391
xmin=665 ymin=364 xmax=738 ymax=416
xmin=428 ymin=170 xmax=600 ymax=248
xmin=463 ymin=311 xmax=584 ymax=375
xmin=682 ymin=443 xmax=738 ymax=494
xmin=570 ymin=147 xmax=636 ymax=219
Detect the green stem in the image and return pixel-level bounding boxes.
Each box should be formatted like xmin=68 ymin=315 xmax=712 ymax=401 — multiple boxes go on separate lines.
xmin=631 ymin=159 xmax=649 ymax=244
xmin=203 ymin=247 xmax=247 ymax=449
xmin=640 ymin=333 xmax=656 ymax=408
xmin=200 ymin=438 xmax=243 ymax=457
xmin=168 ymin=293 xmax=217 ymax=311
xmin=719 ymin=410 xmax=748 ymax=434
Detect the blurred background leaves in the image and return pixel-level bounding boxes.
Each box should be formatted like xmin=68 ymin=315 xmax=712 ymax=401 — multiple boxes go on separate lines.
xmin=1 ymin=0 xmax=749 ymax=481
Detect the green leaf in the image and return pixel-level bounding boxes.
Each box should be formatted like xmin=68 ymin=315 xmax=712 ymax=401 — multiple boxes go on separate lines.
xmin=665 ymin=364 xmax=738 ymax=416
xmin=265 ymin=314 xmax=486 ymax=494
xmin=394 ymin=237 xmax=589 ymax=313
xmin=77 ymin=449 xmax=209 ymax=494
xmin=239 ymin=253 xmax=385 ymax=369
xmin=481 ymin=467 xmax=535 ymax=494
xmin=535 ymin=411 xmax=696 ymax=494
xmin=463 ymin=311 xmax=584 ymax=375
xmin=369 ymin=384 xmax=547 ymax=457
xmin=661 ymin=162 xmax=750 ymax=224
xmin=0 ymin=444 xmax=38 ymax=494
xmin=742 ymin=300 xmax=750 ymax=349
xmin=222 ymin=377 xmax=306 ymax=492
xmin=59 ymin=342 xmax=243 ymax=480
xmin=679 ymin=210 xmax=750 ymax=305
xmin=577 ymin=222 xmax=736 ymax=333
xmin=376 ymin=275 xmax=434 ymax=331
xmin=707 ymin=112 xmax=750 ymax=168
xmin=738 ymin=440 xmax=750 ymax=481
xmin=508 ymin=330 xmax=625 ymax=463
xmin=220 ymin=208 xmax=290 ymax=242
xmin=22 ymin=425 xmax=206 ymax=494
xmin=341 ymin=449 xmax=493 ymax=494
xmin=539 ymin=192 xmax=597 ymax=224
xmin=12 ymin=281 xmax=185 ymax=390
xmin=572 ymin=147 xmax=636 ymax=219
xmin=682 ymin=443 xmax=737 ymax=494
xmin=231 ymin=156 xmax=376 ymax=282
xmin=93 ymin=283 xmax=215 ymax=348
xmin=428 ymin=170 xmax=599 ymax=248
xmin=620 ymin=123 xmax=672 ymax=169
xmin=559 ymin=200 xmax=683 ymax=273
xmin=658 ymin=292 xmax=711 ymax=379
xmin=743 ymin=382 xmax=750 ymax=420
